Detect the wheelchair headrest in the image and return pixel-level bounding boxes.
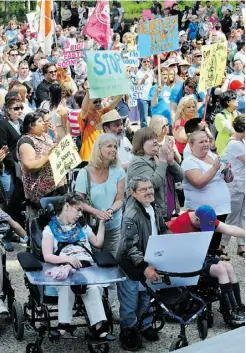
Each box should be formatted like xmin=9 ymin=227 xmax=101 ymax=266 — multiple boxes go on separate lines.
xmin=40 ymin=196 xmax=62 ymax=211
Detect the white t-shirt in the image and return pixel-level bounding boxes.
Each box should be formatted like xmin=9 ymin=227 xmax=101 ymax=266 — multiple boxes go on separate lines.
xmin=145 ymin=205 xmax=158 ymax=236
xmin=43 ymin=223 xmax=94 ymax=263
xmin=118 ymin=136 xmax=133 ymax=166
xmin=226 ymin=139 xmax=245 ymax=181
xmin=135 ymin=68 xmax=154 ymax=100
xmin=181 ymin=152 xmax=231 ymax=215
xmin=183 ymin=144 xmax=192 ymax=159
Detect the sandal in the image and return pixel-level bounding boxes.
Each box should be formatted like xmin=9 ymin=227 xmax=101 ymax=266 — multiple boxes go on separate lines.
xmin=237 ymin=251 xmax=245 ymax=258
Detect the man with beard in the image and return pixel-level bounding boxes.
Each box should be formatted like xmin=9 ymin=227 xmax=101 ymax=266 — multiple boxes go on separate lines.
xmin=97 ymin=109 xmax=132 ymax=171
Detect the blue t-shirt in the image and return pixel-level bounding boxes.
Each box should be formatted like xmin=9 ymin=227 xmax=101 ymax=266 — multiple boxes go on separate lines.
xmin=188 ymin=64 xmax=199 ymax=78
xmin=5 ymin=29 xmax=18 ymax=45
xmin=170 ymin=82 xmax=206 ymax=118
xmin=187 ymin=22 xmax=198 ymax=40
xmin=75 ymin=167 xmax=125 ymax=230
xmin=149 ymin=84 xmax=172 ymax=125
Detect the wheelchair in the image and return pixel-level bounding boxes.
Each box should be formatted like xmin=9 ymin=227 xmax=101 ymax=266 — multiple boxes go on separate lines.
xmin=0 ymin=239 xmax=15 ymax=314
xmin=119 ymin=269 xmax=209 ymax=352
xmin=11 ymin=196 xmax=121 ymax=353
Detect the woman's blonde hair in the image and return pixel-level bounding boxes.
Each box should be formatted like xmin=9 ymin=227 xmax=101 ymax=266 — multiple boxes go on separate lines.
xmin=89 ymin=133 xmax=120 ymax=169
xmin=149 ymin=115 xmax=168 ymax=138
xmin=167 ymin=68 xmax=177 ymax=87
xmin=188 ymin=130 xmax=207 ymax=144
xmin=175 ymin=95 xmax=198 ymax=122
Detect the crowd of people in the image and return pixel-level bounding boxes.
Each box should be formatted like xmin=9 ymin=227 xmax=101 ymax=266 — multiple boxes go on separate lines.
xmin=0 ymin=0 xmax=245 ymax=349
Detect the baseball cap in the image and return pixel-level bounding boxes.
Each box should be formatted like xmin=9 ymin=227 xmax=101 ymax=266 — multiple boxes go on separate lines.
xmin=195 ymin=205 xmax=217 ymax=231
xmin=229 ymin=80 xmax=245 ymax=91
xmin=179 ymin=30 xmax=186 ymax=38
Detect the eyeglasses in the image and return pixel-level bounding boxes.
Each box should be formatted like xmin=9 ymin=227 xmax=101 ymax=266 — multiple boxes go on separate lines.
xmin=10 ymin=106 xmax=24 ymax=111
xmin=136 ymin=186 xmax=154 ymax=193
xmin=195 ymin=55 xmax=202 ymax=58
xmin=195 ymin=73 xmax=200 ymax=76
xmin=142 ymin=60 xmax=150 ymax=63
xmin=48 ymin=70 xmax=57 ymax=74
xmin=93 ymin=99 xmax=102 ymax=104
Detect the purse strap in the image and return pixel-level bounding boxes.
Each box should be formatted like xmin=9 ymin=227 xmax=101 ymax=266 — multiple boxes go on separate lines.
xmin=85 ymin=167 xmax=91 ymax=199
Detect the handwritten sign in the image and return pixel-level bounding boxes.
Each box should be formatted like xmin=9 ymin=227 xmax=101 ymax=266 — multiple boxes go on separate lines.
xmin=138 ymin=16 xmax=179 ymax=58
xmin=57 ymin=42 xmax=85 ymax=69
xmin=198 ymin=42 xmax=227 ymax=91
xmin=129 ymin=85 xmax=144 ymax=107
xmin=142 ymin=9 xmax=153 ymax=20
xmin=87 ymin=51 xmax=131 ymax=98
xmin=49 ymin=135 xmax=81 ymax=186
xmin=122 ymin=58 xmax=140 ymax=67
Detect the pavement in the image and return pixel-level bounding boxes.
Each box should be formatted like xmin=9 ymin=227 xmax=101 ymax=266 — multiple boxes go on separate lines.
xmin=0 ymin=237 xmax=244 ymax=353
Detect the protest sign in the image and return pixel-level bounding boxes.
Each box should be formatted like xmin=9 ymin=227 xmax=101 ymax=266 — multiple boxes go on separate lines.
xmin=49 ymin=135 xmax=81 ymax=186
xmin=138 ymin=16 xmax=179 ymax=57
xmin=128 ymin=85 xmax=144 ymax=107
xmin=87 ymin=51 xmax=131 ymax=98
xmin=144 ymin=231 xmax=213 ymax=288
xmin=122 ymin=58 xmax=140 ymax=67
xmin=57 ymin=42 xmax=85 ymax=69
xmin=26 ymin=12 xmax=38 ymax=33
xmin=142 ymin=9 xmax=153 ymax=20
xmin=198 ymin=42 xmax=227 ymax=92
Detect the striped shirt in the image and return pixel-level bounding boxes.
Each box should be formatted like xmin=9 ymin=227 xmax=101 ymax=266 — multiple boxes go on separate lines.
xmin=68 ymin=109 xmax=81 ymax=137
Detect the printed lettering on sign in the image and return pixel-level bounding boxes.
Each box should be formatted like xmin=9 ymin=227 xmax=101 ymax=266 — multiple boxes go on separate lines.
xmin=87 ymin=51 xmax=131 ymax=98
xmin=138 ymin=16 xmax=179 ymax=57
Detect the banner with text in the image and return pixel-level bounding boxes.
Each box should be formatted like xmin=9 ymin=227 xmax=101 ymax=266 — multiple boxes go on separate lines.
xmin=49 ymin=135 xmax=81 ymax=186
xmin=57 ymin=42 xmax=85 ymax=69
xmin=87 ymin=51 xmax=131 ymax=98
xmin=138 ymin=16 xmax=179 ymax=57
xmin=198 ymin=42 xmax=227 ymax=91
xmin=129 ymin=85 xmax=144 ymax=107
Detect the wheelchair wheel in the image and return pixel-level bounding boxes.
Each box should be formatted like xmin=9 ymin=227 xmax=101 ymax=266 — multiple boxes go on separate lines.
xmin=88 ymin=343 xmax=109 ymax=353
xmin=152 ymin=314 xmax=165 ymax=332
xmin=12 ymin=301 xmax=25 ymax=340
xmin=26 ymin=343 xmax=43 ymax=353
xmin=169 ymin=338 xmax=188 ymax=352
xmin=197 ymin=318 xmax=208 ymax=340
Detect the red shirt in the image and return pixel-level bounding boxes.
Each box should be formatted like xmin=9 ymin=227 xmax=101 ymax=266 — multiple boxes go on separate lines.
xmin=169 ymin=211 xmax=220 ymax=234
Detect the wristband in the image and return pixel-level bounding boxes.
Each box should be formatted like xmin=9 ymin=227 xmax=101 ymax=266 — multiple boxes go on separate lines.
xmin=107 ymin=208 xmax=114 ymax=214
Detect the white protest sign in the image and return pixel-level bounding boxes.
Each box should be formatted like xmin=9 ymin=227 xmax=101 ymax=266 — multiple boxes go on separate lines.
xmin=57 ymin=42 xmax=85 ymax=69
xmin=129 ymin=85 xmax=144 ymax=107
xmin=122 ymin=58 xmax=140 ymax=67
xmin=49 ymin=135 xmax=81 ymax=186
xmin=144 ymin=231 xmax=213 ymax=288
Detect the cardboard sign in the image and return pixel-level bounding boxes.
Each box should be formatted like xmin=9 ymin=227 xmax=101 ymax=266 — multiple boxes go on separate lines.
xmin=198 ymin=42 xmax=227 ymax=91
xmin=142 ymin=9 xmax=153 ymax=20
xmin=57 ymin=42 xmax=85 ymax=69
xmin=122 ymin=58 xmax=140 ymax=67
xmin=49 ymin=135 xmax=81 ymax=186
xmin=129 ymin=85 xmax=144 ymax=107
xmin=138 ymin=16 xmax=179 ymax=58
xmin=87 ymin=51 xmax=131 ymax=98
xmin=144 ymin=231 xmax=213 ymax=288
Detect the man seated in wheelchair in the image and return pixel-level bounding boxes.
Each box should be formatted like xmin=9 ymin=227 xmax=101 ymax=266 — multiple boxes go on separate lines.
xmin=116 ymin=175 xmax=170 ymax=350
xmin=41 ymin=193 xmax=115 ymax=341
xmin=169 ymin=205 xmax=245 ymax=326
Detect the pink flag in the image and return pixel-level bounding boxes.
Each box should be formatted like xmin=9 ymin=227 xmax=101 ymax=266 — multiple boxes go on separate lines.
xmin=82 ymin=0 xmax=110 ymax=49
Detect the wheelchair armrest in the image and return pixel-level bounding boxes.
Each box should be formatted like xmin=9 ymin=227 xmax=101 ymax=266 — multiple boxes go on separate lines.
xmin=17 ymin=252 xmax=43 ymax=271
xmin=157 ymin=268 xmax=205 ymax=278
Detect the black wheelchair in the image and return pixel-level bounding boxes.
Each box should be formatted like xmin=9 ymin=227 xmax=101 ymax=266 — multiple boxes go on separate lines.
xmin=11 ymin=197 xmax=122 ymax=353
xmin=0 ymin=240 xmax=15 ymax=314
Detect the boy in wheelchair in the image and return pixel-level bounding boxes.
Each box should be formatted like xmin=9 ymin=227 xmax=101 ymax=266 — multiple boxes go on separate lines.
xmin=169 ymin=205 xmax=245 ymax=326
xmin=41 ymin=193 xmax=115 ymax=341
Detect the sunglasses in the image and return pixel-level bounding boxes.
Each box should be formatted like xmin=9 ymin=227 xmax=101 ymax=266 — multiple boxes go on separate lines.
xmin=48 ymin=70 xmax=57 ymax=74
xmin=93 ymin=99 xmax=102 ymax=104
xmin=10 ymin=106 xmax=23 ymax=111
xmin=142 ymin=60 xmax=150 ymax=63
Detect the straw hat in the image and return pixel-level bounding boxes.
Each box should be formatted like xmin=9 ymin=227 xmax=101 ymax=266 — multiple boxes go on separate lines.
xmin=178 ymin=59 xmax=191 ymax=67
xmin=96 ymin=109 xmax=122 ymax=130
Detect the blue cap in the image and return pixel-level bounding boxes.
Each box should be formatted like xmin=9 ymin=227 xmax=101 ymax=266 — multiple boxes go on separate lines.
xmin=195 ymin=205 xmax=216 ymax=232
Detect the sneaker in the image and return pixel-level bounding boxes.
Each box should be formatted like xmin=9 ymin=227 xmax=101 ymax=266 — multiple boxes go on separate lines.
xmin=141 ymin=326 xmax=159 ymax=341
xmin=19 ymin=235 xmax=28 ymax=244
xmin=0 ymin=299 xmax=9 ymax=315
xmin=231 ymin=308 xmax=245 ymax=325
xmin=2 ymin=240 xmax=14 ymax=252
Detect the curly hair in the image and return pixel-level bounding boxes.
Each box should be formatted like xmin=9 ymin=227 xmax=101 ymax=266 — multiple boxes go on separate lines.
xmin=175 ymin=95 xmax=198 ymax=122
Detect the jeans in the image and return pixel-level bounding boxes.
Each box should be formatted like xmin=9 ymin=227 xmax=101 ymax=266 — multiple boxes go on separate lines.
xmin=117 ymin=278 xmax=152 ymax=330
xmin=137 ymin=99 xmax=149 ymax=128
xmin=0 ymin=169 xmax=14 ymax=202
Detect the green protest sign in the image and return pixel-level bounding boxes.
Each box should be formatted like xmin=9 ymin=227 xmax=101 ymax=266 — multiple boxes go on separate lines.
xmin=87 ymin=51 xmax=131 ymax=98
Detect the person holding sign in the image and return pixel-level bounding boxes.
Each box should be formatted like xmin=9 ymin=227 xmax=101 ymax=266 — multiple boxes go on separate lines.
xmin=135 ymin=57 xmax=154 ymax=128
xmin=17 ymin=112 xmax=67 ymax=204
